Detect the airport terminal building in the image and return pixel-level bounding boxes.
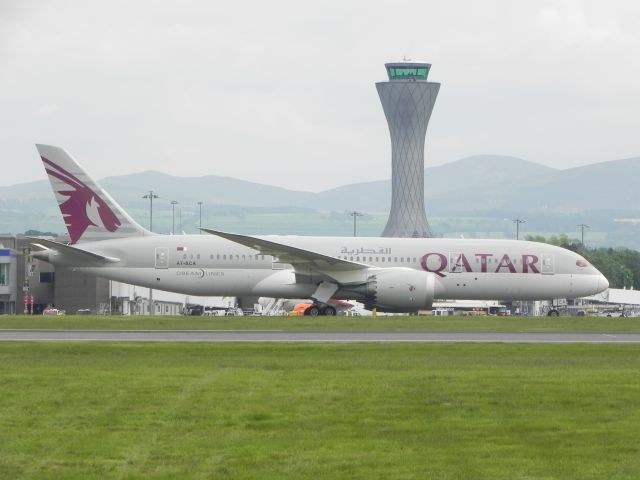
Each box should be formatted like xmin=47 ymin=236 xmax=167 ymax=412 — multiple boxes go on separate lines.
xmin=0 ymin=244 xmax=18 ymax=314
xmin=0 ymin=235 xmax=184 ymax=315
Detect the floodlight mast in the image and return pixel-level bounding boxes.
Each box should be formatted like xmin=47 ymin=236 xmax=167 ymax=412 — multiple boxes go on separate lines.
xmin=512 ymin=218 xmax=526 ymax=240
xmin=142 ymin=190 xmax=159 ymax=232
xmin=142 ymin=190 xmax=159 ymax=314
xmin=350 ymin=211 xmax=364 ymax=237
xmin=578 ymin=223 xmax=590 ymax=246
xmin=171 ymin=200 xmax=178 ymax=234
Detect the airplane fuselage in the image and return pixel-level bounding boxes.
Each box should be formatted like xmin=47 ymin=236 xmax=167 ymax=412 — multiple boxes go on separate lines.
xmin=39 ymin=234 xmax=608 ymax=303
xmin=32 ymin=144 xmax=611 ymax=314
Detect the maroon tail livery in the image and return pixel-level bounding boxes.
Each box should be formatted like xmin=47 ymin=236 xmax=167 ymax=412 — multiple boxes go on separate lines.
xmin=37 ymin=144 xmax=148 ymax=243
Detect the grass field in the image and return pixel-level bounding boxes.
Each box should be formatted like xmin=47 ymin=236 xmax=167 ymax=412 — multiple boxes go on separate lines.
xmin=1 ymin=314 xmax=640 ymax=332
xmin=1 ymin=342 xmax=639 ymax=479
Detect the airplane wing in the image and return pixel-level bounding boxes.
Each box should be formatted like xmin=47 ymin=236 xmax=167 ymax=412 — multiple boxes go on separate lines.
xmin=28 ymin=237 xmax=120 ymax=265
xmin=201 ymin=228 xmax=369 ymax=272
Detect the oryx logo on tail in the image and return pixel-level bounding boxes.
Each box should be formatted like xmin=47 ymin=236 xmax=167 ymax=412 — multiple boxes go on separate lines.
xmin=42 ymin=157 xmax=121 ymax=243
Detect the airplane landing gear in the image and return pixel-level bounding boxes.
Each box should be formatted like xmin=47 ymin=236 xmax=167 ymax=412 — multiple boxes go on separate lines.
xmin=303 ymin=304 xmax=337 ymax=316
xmin=304 ymin=305 xmax=321 ymax=316
xmin=322 ymin=305 xmax=336 ymax=316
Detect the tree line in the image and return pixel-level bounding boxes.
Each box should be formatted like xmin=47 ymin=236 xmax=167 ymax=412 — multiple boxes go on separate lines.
xmin=525 ymin=234 xmax=640 ymax=289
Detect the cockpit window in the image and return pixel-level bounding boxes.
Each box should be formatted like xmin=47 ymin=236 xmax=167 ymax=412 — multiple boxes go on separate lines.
xmin=576 ymin=259 xmax=589 ymax=268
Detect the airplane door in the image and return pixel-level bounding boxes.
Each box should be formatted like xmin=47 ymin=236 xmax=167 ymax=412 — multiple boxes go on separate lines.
xmin=155 ymin=247 xmax=169 ymax=269
xmin=541 ymin=254 xmax=554 ymax=275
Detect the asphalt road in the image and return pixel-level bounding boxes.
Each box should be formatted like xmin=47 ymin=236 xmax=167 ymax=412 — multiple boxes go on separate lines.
xmin=1 ymin=330 xmax=640 ymax=343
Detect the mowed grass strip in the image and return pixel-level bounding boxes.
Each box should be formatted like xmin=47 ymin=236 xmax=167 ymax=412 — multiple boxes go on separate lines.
xmin=2 ymin=314 xmax=640 ymax=332
xmin=0 ymin=343 xmax=639 ymax=479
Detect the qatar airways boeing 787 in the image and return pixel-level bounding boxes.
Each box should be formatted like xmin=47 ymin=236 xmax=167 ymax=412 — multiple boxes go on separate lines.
xmin=30 ymin=144 xmax=608 ymax=315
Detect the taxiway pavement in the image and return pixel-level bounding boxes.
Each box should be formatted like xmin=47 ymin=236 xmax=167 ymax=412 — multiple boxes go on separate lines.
xmin=1 ymin=330 xmax=640 ymax=343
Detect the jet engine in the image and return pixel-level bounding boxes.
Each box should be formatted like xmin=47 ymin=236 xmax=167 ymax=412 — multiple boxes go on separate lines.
xmin=362 ymin=268 xmax=436 ymax=313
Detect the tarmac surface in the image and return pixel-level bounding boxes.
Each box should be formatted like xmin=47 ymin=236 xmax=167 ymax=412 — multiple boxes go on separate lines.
xmin=1 ymin=330 xmax=640 ymax=343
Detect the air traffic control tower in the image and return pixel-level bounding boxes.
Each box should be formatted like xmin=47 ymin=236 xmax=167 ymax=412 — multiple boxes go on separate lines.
xmin=378 ymin=61 xmax=439 ymax=237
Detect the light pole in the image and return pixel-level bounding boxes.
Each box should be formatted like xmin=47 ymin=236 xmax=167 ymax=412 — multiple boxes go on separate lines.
xmin=142 ymin=190 xmax=159 ymax=232
xmin=179 ymin=208 xmax=182 ymax=233
xmin=171 ymin=200 xmax=178 ymax=234
xmin=578 ymin=223 xmax=590 ymax=246
xmin=350 ymin=211 xmax=364 ymax=237
xmin=142 ymin=190 xmax=158 ymax=316
xmin=197 ymin=201 xmax=203 ymax=234
xmin=512 ymin=218 xmax=526 ymax=240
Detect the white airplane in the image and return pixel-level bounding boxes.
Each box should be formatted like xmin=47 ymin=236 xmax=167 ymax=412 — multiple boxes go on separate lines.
xmin=30 ymin=144 xmax=609 ymax=316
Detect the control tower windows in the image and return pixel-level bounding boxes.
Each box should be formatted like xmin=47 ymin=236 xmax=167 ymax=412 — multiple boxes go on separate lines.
xmin=387 ymin=67 xmax=429 ymax=80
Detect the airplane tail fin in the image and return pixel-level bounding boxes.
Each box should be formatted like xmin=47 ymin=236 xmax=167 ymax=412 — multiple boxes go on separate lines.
xmin=36 ymin=144 xmax=150 ymax=244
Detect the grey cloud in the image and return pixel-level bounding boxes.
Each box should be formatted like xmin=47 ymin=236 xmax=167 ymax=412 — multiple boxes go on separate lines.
xmin=1 ymin=0 xmax=639 ymax=191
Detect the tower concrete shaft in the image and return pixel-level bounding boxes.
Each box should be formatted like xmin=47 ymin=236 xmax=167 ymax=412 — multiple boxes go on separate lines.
xmin=377 ymin=61 xmax=439 ymax=238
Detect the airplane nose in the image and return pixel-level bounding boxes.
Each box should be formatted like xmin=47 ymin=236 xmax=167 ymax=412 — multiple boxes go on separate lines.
xmin=598 ymin=274 xmax=609 ymax=293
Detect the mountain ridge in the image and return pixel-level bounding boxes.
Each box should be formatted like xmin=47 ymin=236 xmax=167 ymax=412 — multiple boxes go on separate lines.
xmin=1 ymin=154 xmax=639 ymax=240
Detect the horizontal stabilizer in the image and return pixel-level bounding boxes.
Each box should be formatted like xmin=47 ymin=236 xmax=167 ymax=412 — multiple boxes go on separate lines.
xmin=28 ymin=237 xmax=120 ymax=265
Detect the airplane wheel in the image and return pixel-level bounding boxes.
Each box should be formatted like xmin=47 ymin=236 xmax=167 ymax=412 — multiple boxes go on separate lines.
xmin=547 ymin=309 xmax=559 ymax=317
xmin=322 ymin=306 xmax=337 ymax=316
xmin=305 ymin=306 xmax=321 ymax=316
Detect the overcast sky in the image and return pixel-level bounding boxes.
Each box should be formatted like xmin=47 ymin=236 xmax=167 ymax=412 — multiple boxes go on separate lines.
xmin=1 ymin=0 xmax=639 ymax=191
